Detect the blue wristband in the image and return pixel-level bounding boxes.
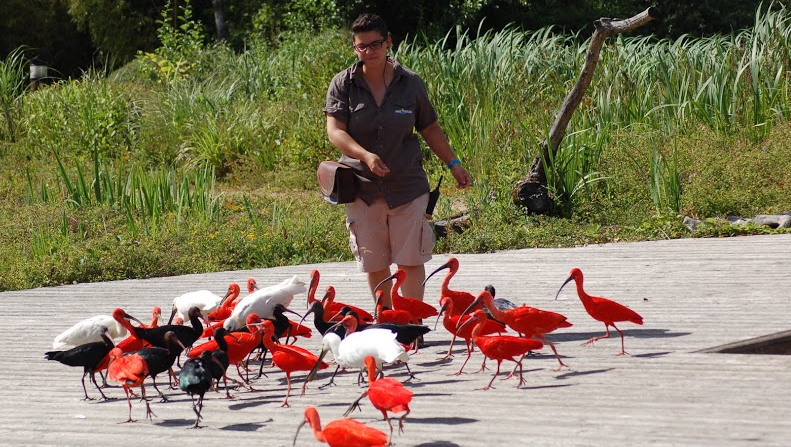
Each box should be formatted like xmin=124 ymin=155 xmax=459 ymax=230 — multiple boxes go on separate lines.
xmin=446 ymin=158 xmax=461 ymax=169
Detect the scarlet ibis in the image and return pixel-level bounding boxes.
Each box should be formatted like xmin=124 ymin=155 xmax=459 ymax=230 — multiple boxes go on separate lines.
xmin=458 ymin=309 xmax=545 ymax=389
xmin=92 ymin=309 xmax=151 ymax=377
xmin=106 ymin=347 xmax=153 ymax=423
xmin=344 ymin=355 xmax=413 ymax=444
xmin=436 ymin=296 xmax=507 ymax=374
xmin=423 ymin=257 xmax=480 ymax=315
xmin=374 ymin=290 xmax=414 ymax=325
xmin=293 ymin=406 xmax=388 ymax=447
xmin=168 ymin=283 xmax=235 ymax=324
xmin=260 ymin=320 xmax=328 ymax=407
xmin=462 ymin=290 xmax=572 ymax=370
xmin=206 ymin=283 xmax=242 ymax=322
xmin=130 ymin=331 xmax=185 ymax=401
xmin=322 ymin=285 xmax=375 ymax=323
xmin=556 ymin=267 xmax=644 ymax=355
xmin=306 ymin=269 xmax=321 ymax=308
xmin=189 ymin=313 xmax=264 ymax=387
xmin=179 ymin=350 xmax=221 ymax=428
xmin=223 ymin=275 xmax=306 ymax=331
xmin=376 ymin=269 xmax=438 ymax=321
xmin=45 ymin=326 xmax=115 ymax=400
xmin=307 ymin=315 xmax=413 ymax=388
xmin=252 ymin=303 xmax=311 ymax=378
xmin=52 ymin=313 xmax=129 ymax=349
xmin=144 ymin=306 xmax=162 ymax=328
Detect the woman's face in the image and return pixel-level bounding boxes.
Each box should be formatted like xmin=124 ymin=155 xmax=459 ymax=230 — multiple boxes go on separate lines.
xmin=353 ymin=30 xmax=389 ymax=63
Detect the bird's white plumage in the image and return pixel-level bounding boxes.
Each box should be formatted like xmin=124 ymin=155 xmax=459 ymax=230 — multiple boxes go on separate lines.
xmin=321 ymin=328 xmax=409 ymax=370
xmin=171 ymin=289 xmax=226 ymax=321
xmin=223 ymin=275 xmax=306 ymax=331
xmin=52 ymin=315 xmax=127 ymax=349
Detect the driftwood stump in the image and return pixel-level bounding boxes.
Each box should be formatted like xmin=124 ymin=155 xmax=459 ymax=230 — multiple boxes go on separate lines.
xmin=513 ymin=7 xmax=659 ymax=214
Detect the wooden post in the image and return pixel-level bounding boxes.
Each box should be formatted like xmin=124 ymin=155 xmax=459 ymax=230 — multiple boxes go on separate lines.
xmin=513 ymin=7 xmax=659 ymax=214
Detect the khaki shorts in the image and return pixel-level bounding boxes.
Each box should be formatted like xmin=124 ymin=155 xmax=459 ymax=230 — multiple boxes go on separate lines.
xmin=345 ymin=194 xmax=435 ymax=272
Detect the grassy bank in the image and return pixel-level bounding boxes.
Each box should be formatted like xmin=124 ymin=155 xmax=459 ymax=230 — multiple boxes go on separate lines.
xmin=1 ymin=6 xmax=790 ymax=291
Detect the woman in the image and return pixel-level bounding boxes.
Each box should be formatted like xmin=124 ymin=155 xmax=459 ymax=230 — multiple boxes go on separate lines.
xmin=324 ymin=13 xmax=471 ymax=309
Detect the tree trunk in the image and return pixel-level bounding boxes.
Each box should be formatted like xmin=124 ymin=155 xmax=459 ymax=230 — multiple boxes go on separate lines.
xmin=513 ymin=7 xmax=659 ymax=214
xmin=212 ymin=0 xmax=229 ymax=41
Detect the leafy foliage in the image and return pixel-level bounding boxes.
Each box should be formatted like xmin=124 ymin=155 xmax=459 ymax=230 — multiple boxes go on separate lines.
xmin=2 ymin=6 xmax=791 ymax=291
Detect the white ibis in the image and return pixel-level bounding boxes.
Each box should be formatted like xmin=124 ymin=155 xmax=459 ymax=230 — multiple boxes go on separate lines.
xmin=52 ymin=313 xmax=128 ymax=349
xmin=168 ymin=283 xmax=236 ymax=324
xmin=222 ymin=275 xmax=306 ymax=331
xmin=306 ymin=315 xmax=413 ymax=387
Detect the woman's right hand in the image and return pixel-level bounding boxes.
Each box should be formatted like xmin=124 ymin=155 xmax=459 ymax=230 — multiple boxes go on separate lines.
xmin=363 ymin=152 xmax=390 ymax=177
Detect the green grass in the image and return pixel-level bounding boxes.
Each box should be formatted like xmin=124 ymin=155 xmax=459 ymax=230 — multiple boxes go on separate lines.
xmin=1 ymin=6 xmax=791 ymax=291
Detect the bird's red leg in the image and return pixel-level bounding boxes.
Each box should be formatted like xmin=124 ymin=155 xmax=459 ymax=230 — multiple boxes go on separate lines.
xmin=503 ymin=354 xmax=526 ymax=380
xmin=280 ymin=373 xmax=292 ymax=407
xmin=343 ymin=390 xmax=368 ymax=417
xmin=142 ymin=384 xmax=157 ymax=420
xmin=222 ymin=374 xmax=237 ymax=399
xmin=398 ymin=408 xmax=411 ymax=434
xmin=453 ymin=346 xmax=473 ymax=376
xmin=382 ymin=410 xmax=395 ymax=446
xmin=475 ymin=356 xmax=489 ymax=373
xmin=584 ymin=326 xmax=612 ymax=347
xmin=168 ymin=367 xmax=179 ymax=388
xmin=543 ymin=337 xmax=570 ymax=371
xmin=119 ymin=386 xmax=135 ymax=424
xmin=439 ymin=333 xmax=457 ymax=360
xmin=612 ymin=324 xmax=629 ymax=356
xmin=480 ymin=360 xmax=501 ymax=390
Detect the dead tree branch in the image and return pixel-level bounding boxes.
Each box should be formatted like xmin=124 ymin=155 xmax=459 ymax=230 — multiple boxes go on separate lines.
xmin=513 ymin=7 xmax=658 ymax=215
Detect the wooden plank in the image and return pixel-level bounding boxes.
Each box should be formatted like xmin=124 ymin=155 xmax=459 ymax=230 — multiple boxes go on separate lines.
xmin=1 ymin=234 xmax=790 ymax=446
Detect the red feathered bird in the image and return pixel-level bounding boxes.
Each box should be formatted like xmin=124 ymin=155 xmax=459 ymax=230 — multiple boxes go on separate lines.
xmin=458 ymin=309 xmax=544 ymax=390
xmin=294 ymin=406 xmax=388 ymax=447
xmin=556 ymin=267 xmax=643 ymax=355
xmin=423 ymin=257 xmax=480 ymax=316
xmin=107 ymin=347 xmax=153 ymax=423
xmin=260 ymin=320 xmax=328 ymax=407
xmin=462 ymin=290 xmax=572 ymax=370
xmin=436 ymin=296 xmax=507 ymax=375
xmin=376 ymin=269 xmax=438 ymax=321
xmin=344 ymin=355 xmax=413 ymax=445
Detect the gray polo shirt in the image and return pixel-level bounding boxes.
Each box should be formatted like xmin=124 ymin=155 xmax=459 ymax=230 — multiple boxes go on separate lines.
xmin=324 ymin=57 xmax=438 ymax=209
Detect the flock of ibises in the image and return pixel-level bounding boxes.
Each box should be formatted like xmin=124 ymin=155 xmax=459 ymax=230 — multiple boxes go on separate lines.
xmin=45 ymin=257 xmax=644 ymax=447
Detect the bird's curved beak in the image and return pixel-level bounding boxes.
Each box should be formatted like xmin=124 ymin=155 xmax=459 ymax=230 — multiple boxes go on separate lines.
xmin=297 ymin=306 xmax=315 ymax=332
xmin=219 ymin=288 xmax=233 ymax=306
xmin=555 ymin=276 xmax=573 ymax=300
xmin=305 ymin=348 xmax=329 ymax=383
xmin=457 ymin=314 xmax=476 ymax=332
xmin=422 ymin=261 xmax=450 ymax=287
xmin=327 ymin=310 xmax=344 ymax=322
xmin=125 ymin=312 xmax=144 ymax=326
xmin=374 ymin=273 xmax=397 ymax=293
xmin=293 ymin=420 xmax=307 ymax=446
xmin=434 ymin=301 xmax=449 ymax=331
xmin=283 ymin=306 xmax=304 ymax=320
xmin=456 ymin=299 xmax=479 ymax=328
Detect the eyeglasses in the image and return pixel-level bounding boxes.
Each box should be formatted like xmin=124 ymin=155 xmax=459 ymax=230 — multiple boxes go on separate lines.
xmin=353 ymin=39 xmax=386 ymax=52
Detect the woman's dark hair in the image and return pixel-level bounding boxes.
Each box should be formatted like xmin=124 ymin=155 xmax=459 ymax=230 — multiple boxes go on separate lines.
xmin=351 ymin=13 xmax=388 ymax=38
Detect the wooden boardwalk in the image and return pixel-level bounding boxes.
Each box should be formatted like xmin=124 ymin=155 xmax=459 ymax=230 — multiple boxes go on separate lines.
xmin=2 ymin=234 xmax=790 ymax=446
